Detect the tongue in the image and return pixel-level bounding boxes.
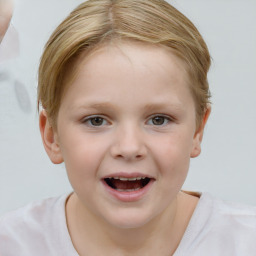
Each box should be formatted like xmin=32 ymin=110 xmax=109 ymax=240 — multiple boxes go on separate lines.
xmin=112 ymin=180 xmax=142 ymax=190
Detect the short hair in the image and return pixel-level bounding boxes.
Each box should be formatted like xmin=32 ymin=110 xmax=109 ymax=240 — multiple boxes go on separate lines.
xmin=38 ymin=0 xmax=211 ymax=128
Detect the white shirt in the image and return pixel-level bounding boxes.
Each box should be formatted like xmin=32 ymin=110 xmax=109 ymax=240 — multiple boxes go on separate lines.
xmin=0 ymin=194 xmax=77 ymax=256
xmin=0 ymin=192 xmax=256 ymax=256
xmin=174 ymin=193 xmax=256 ymax=255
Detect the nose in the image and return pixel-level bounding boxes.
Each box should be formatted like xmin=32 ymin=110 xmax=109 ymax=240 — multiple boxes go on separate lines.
xmin=110 ymin=124 xmax=147 ymax=161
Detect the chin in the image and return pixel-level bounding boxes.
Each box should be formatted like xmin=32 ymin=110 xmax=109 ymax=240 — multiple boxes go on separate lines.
xmin=104 ymin=209 xmax=155 ymax=229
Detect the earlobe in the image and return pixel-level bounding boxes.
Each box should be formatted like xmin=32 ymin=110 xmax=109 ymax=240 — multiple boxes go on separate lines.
xmin=190 ymin=106 xmax=211 ymax=158
xmin=39 ymin=110 xmax=63 ymax=164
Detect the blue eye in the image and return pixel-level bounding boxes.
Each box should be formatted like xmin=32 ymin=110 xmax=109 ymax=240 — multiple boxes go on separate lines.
xmin=148 ymin=116 xmax=170 ymax=126
xmin=83 ymin=116 xmax=107 ymax=126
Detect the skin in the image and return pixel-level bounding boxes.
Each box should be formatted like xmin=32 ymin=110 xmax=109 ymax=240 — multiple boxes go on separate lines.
xmin=0 ymin=0 xmax=13 ymax=42
xmin=40 ymin=42 xmax=210 ymax=255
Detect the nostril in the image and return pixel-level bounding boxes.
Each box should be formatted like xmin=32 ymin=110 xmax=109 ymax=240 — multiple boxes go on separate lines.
xmin=110 ymin=135 xmax=147 ymax=160
xmin=114 ymin=153 xmax=145 ymax=161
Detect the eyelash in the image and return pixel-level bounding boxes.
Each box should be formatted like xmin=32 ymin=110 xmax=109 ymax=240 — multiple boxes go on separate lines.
xmin=82 ymin=114 xmax=172 ymax=127
xmin=82 ymin=115 xmax=109 ymax=127
xmin=147 ymin=115 xmax=172 ymax=126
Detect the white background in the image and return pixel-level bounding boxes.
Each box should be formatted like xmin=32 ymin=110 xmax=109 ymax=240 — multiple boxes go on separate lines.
xmin=0 ymin=0 xmax=255 ymax=215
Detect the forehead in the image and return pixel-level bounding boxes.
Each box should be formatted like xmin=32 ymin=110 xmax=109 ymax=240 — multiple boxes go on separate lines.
xmin=60 ymin=41 xmax=193 ymax=111
xmin=74 ymin=42 xmax=188 ymax=88
xmin=89 ymin=41 xmax=186 ymax=73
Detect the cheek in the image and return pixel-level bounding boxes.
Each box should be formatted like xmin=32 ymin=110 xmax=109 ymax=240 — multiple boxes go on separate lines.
xmin=152 ymin=131 xmax=193 ymax=175
xmin=158 ymin=131 xmax=193 ymax=158
xmin=59 ymin=132 xmax=109 ymax=179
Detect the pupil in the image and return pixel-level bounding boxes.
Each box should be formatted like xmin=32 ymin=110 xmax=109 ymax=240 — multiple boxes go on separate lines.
xmin=152 ymin=116 xmax=164 ymax=125
xmin=91 ymin=117 xmax=103 ymax=126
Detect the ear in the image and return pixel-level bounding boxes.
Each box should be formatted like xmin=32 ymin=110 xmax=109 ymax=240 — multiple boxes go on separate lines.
xmin=190 ymin=106 xmax=211 ymax=158
xmin=39 ymin=110 xmax=63 ymax=164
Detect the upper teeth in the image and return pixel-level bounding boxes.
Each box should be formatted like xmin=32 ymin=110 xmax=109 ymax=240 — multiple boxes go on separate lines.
xmin=112 ymin=177 xmax=146 ymax=181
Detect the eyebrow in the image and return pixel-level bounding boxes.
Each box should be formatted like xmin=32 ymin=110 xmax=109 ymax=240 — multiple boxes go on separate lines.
xmin=73 ymin=102 xmax=118 ymax=113
xmin=143 ymin=102 xmax=184 ymax=112
xmin=76 ymin=101 xmax=184 ymax=113
xmin=77 ymin=102 xmax=116 ymax=110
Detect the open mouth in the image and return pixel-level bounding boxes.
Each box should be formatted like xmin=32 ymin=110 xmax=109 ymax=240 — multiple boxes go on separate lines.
xmin=104 ymin=177 xmax=151 ymax=192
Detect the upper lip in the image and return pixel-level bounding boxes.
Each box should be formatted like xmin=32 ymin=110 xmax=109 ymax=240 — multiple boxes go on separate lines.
xmin=102 ymin=172 xmax=155 ymax=180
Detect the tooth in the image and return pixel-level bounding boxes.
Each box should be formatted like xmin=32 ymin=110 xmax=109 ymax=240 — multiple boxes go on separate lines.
xmin=110 ymin=176 xmax=148 ymax=181
xmin=127 ymin=188 xmax=140 ymax=191
xmin=119 ymin=177 xmax=128 ymax=181
xmin=116 ymin=188 xmax=126 ymax=192
xmin=116 ymin=188 xmax=141 ymax=192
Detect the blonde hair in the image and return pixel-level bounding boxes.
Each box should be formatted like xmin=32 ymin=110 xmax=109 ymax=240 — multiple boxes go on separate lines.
xmin=38 ymin=0 xmax=211 ymax=128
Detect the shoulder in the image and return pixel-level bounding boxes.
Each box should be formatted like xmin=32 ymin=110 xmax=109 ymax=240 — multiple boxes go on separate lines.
xmin=198 ymin=192 xmax=256 ymax=235
xmin=196 ymin=193 xmax=256 ymax=254
xmin=201 ymin=192 xmax=256 ymax=226
xmin=176 ymin=192 xmax=256 ymax=256
xmin=0 ymin=194 xmax=67 ymax=231
xmin=0 ymin=193 xmax=75 ymax=256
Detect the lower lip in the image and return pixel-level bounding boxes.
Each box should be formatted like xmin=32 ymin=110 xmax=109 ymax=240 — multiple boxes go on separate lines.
xmin=102 ymin=179 xmax=155 ymax=202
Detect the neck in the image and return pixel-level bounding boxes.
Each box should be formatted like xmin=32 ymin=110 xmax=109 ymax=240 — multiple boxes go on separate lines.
xmin=66 ymin=192 xmax=198 ymax=256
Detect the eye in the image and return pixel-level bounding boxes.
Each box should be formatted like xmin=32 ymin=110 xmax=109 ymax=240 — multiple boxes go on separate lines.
xmin=148 ymin=115 xmax=170 ymax=126
xmin=83 ymin=116 xmax=108 ymax=126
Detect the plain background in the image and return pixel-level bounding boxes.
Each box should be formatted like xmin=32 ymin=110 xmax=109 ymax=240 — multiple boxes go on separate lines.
xmin=0 ymin=0 xmax=255 ymax=215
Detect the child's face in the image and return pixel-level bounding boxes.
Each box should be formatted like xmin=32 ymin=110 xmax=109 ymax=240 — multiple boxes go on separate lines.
xmin=43 ymin=42 xmax=205 ymax=228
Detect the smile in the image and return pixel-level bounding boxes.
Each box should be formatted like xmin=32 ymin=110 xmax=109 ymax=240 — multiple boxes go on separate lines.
xmin=102 ymin=175 xmax=155 ymax=202
xmin=104 ymin=177 xmax=151 ymax=191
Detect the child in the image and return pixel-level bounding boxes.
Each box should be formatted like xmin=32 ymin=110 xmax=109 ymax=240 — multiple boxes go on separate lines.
xmin=0 ymin=0 xmax=255 ymax=255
